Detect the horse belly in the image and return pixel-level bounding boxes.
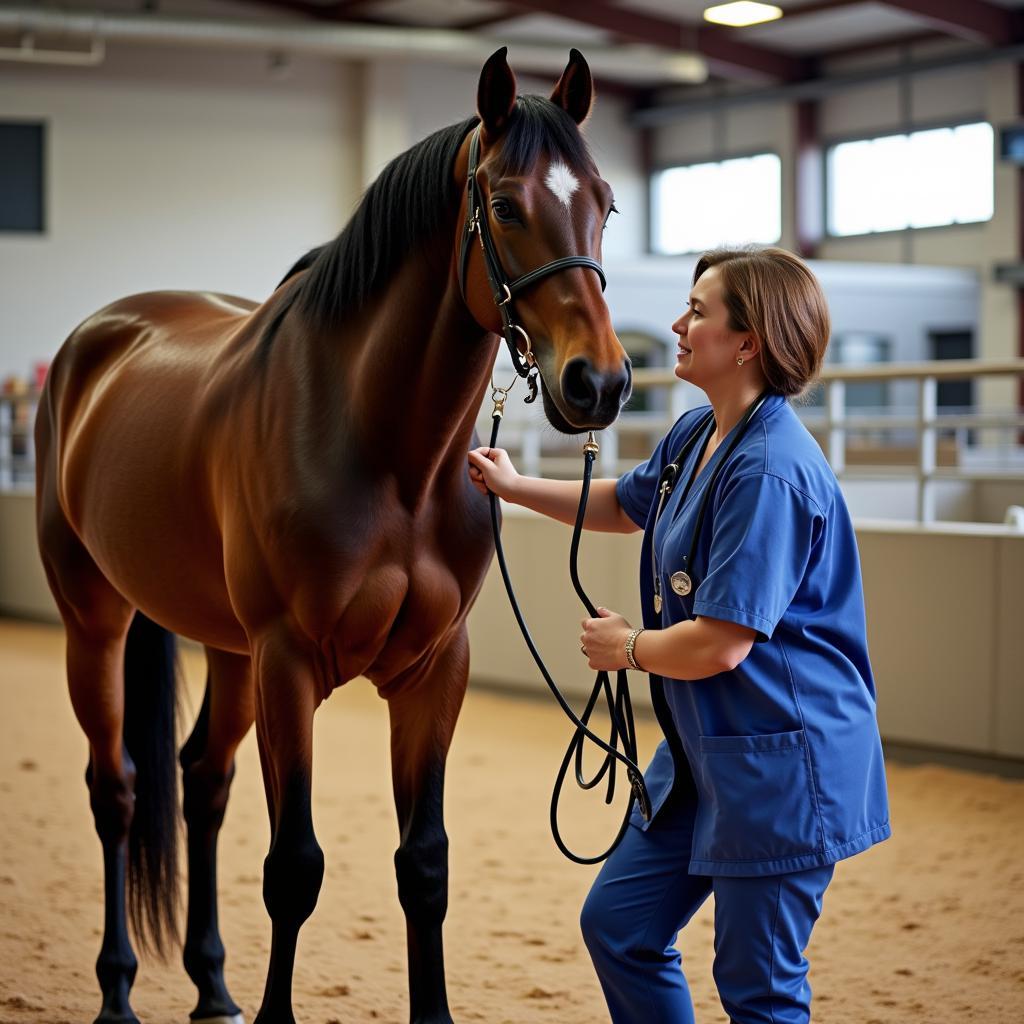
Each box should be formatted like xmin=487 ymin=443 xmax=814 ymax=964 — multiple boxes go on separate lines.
xmin=75 ymin=485 xmax=244 ymax=651
xmin=58 ymin=380 xmax=245 ymax=651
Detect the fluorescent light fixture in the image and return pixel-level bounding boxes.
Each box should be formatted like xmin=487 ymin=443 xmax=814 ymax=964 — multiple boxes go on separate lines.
xmin=703 ymin=2 xmax=783 ymax=28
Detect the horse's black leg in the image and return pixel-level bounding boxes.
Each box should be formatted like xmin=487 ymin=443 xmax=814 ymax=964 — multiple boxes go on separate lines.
xmin=90 ymin=753 xmax=140 ymax=1024
xmin=65 ymin=622 xmax=141 ymax=1024
xmin=387 ymin=629 xmax=470 ymax=1024
xmin=251 ymin=628 xmax=324 ymax=1024
xmin=180 ymin=648 xmax=254 ymax=1024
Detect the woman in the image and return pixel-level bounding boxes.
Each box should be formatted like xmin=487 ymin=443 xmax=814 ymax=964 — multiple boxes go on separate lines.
xmin=467 ymin=246 xmax=890 ymax=1024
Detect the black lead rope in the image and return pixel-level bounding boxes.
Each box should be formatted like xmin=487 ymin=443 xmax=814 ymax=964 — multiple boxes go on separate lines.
xmin=487 ymin=408 xmax=650 ymax=865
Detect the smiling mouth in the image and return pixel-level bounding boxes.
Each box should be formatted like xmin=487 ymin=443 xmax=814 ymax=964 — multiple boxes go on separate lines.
xmin=677 ymin=346 xmax=691 ymax=356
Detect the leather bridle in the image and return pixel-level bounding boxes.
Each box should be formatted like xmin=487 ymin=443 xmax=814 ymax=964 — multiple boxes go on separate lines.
xmin=457 ymin=125 xmax=607 ymax=403
xmin=463 ymin=122 xmax=651 ymax=863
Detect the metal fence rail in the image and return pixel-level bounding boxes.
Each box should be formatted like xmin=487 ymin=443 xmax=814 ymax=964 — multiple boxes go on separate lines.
xmin=517 ymin=359 xmax=1024 ymax=524
xmin=4 ymin=359 xmax=1024 ymax=522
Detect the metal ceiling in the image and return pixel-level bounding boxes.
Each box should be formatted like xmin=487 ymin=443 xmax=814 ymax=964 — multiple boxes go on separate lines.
xmin=3 ymin=0 xmax=1023 ymax=94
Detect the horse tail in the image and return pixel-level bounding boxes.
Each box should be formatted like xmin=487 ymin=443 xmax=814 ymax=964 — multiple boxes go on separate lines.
xmin=123 ymin=610 xmax=180 ymax=958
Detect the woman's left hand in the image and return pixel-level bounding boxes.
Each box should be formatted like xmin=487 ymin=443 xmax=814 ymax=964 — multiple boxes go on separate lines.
xmin=579 ymin=607 xmax=632 ymax=671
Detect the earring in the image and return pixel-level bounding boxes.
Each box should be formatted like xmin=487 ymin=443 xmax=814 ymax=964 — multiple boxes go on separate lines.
xmin=736 ymin=357 xmax=744 ymax=366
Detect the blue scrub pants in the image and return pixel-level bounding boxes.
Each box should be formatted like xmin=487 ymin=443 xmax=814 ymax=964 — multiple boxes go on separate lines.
xmin=580 ymin=789 xmax=833 ymax=1024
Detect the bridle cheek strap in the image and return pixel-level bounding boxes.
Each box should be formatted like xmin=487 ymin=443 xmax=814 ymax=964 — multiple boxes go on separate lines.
xmin=458 ymin=126 xmax=606 ymax=399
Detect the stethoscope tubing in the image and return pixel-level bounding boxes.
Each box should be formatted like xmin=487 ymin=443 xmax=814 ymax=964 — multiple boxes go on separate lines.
xmin=652 ymin=390 xmax=771 ymax=610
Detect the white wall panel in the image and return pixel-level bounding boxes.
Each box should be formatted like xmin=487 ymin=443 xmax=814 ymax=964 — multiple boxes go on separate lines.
xmin=652 ymin=113 xmax=716 ymax=166
xmin=0 ymin=44 xmax=359 ymax=378
xmin=995 ymin=536 xmax=1024 ymax=757
xmin=820 ymin=80 xmax=903 ymax=139
xmin=911 ymin=67 xmax=986 ymax=123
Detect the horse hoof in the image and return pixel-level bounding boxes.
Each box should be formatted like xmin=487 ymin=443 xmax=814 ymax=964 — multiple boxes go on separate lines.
xmin=192 ymin=1016 xmax=244 ymax=1024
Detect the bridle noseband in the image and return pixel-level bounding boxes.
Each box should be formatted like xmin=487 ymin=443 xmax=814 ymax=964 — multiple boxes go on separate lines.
xmin=458 ymin=125 xmax=607 ymax=402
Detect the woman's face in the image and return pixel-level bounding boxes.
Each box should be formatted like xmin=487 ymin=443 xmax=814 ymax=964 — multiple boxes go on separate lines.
xmin=671 ymin=265 xmax=754 ymax=388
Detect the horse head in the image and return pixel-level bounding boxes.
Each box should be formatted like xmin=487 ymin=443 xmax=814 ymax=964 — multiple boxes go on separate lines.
xmin=459 ymin=47 xmax=631 ymax=433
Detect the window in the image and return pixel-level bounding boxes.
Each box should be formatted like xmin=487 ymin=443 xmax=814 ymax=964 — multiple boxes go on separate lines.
xmin=0 ymin=122 xmax=45 ymax=233
xmin=651 ymin=153 xmax=781 ymax=255
xmin=833 ymin=333 xmax=891 ymax=409
xmin=827 ymin=122 xmax=993 ymax=237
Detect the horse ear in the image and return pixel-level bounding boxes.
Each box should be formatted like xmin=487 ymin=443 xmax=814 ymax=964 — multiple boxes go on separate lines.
xmin=550 ymin=48 xmax=593 ymax=125
xmin=477 ymin=47 xmax=517 ymax=142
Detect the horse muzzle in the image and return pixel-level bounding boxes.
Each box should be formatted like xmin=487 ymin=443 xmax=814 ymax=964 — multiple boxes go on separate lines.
xmin=557 ymin=355 xmax=632 ymax=430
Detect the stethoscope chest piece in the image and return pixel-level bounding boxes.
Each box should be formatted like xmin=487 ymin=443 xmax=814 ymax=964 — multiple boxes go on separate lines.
xmin=669 ymin=570 xmax=693 ymax=597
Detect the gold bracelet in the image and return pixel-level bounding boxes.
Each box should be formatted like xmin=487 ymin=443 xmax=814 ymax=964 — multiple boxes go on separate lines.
xmin=625 ymin=627 xmax=646 ymax=671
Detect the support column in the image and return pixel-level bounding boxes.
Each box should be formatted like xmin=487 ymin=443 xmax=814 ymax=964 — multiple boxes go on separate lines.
xmin=793 ymin=99 xmax=822 ymax=259
xmin=359 ymin=60 xmax=411 ymax=191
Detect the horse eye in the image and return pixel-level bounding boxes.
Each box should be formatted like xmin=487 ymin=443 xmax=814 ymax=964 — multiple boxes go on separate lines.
xmin=491 ymin=199 xmax=515 ymax=222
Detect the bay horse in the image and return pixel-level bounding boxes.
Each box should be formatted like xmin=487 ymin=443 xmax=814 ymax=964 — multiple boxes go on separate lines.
xmin=35 ymin=47 xmax=629 ymax=1024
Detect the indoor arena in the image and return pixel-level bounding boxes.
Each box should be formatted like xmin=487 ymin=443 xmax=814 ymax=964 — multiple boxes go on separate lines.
xmin=1 ymin=3 xmax=1022 ymax=1023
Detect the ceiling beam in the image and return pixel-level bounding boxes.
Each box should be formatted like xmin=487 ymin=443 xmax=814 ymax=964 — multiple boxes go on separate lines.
xmin=820 ymin=30 xmax=944 ymax=59
xmin=451 ymin=7 xmax=526 ymax=32
xmin=186 ymin=0 xmax=646 ymax=98
xmin=877 ymin=0 xmax=1019 ymax=46
xmin=238 ymin=0 xmax=379 ymax=22
xmin=503 ymin=0 xmax=813 ymax=82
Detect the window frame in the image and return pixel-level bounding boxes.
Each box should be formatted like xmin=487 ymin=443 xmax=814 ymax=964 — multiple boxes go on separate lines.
xmin=0 ymin=118 xmax=48 ymax=236
xmin=647 ymin=147 xmax=783 ymax=257
xmin=822 ymin=115 xmax=993 ymax=241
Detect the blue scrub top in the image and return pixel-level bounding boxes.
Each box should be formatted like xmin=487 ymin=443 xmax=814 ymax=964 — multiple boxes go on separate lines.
xmin=616 ymin=392 xmax=891 ymax=877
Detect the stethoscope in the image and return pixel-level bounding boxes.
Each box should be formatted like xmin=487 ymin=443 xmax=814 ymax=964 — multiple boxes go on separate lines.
xmin=650 ymin=389 xmax=772 ymax=615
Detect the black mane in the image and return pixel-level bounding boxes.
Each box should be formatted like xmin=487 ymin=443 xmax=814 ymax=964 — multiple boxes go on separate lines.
xmin=276 ymin=95 xmax=594 ymax=332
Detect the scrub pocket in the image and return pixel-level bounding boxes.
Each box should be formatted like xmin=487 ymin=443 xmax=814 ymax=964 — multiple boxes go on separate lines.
xmin=692 ymin=729 xmax=822 ymax=865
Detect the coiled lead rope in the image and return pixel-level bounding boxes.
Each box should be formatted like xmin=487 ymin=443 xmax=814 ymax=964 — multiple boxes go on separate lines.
xmin=486 ymin=389 xmax=650 ymax=864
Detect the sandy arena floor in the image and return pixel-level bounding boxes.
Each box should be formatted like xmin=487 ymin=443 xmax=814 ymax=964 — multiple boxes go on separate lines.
xmin=1 ymin=618 xmax=1023 ymax=1023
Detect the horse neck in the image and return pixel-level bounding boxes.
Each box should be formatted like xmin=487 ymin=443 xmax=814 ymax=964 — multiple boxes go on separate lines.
xmin=295 ymin=250 xmax=498 ymax=505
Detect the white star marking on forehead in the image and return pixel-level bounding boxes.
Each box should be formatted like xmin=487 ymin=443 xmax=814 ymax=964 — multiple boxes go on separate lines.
xmin=544 ymin=162 xmax=580 ymax=208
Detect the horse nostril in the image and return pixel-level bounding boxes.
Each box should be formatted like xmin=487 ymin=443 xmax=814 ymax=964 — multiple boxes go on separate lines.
xmin=562 ymin=357 xmax=600 ymax=412
xmin=620 ymin=360 xmax=633 ymax=407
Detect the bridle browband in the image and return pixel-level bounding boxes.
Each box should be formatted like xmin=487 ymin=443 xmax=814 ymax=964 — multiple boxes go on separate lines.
xmin=457 ymin=125 xmax=606 ymax=402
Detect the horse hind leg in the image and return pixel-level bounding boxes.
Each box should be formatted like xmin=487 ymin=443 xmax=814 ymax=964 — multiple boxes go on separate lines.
xmin=179 ymin=647 xmax=254 ymax=1024
xmin=39 ymin=490 xmax=180 ymax=1022
xmin=386 ymin=629 xmax=471 ymax=1024
xmin=72 ymin=617 xmax=141 ymax=1024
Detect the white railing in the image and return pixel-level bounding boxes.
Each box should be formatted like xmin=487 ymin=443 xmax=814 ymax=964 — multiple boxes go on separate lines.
xmin=499 ymin=359 xmax=1024 ymax=524
xmin=5 ymin=360 xmax=1024 ymax=523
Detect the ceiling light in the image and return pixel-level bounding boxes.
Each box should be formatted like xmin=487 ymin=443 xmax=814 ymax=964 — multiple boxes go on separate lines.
xmin=703 ymin=2 xmax=783 ymax=28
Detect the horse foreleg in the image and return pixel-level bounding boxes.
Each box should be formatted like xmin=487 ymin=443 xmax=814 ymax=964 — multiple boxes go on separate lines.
xmin=179 ymin=648 xmax=254 ymax=1024
xmin=251 ymin=628 xmax=325 ymax=1024
xmin=387 ymin=629 xmax=470 ymax=1024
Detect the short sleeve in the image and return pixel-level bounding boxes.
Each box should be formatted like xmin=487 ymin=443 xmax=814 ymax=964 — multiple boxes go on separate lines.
xmin=692 ymin=473 xmax=823 ymax=642
xmin=616 ymin=410 xmax=708 ymax=529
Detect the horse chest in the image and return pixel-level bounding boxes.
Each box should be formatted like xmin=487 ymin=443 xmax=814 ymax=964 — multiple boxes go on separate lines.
xmin=257 ymin=476 xmax=493 ymax=687
xmin=329 ymin=551 xmax=467 ymax=686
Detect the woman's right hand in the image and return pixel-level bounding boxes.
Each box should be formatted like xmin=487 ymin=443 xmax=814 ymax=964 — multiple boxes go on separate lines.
xmin=467 ymin=446 xmax=520 ymax=500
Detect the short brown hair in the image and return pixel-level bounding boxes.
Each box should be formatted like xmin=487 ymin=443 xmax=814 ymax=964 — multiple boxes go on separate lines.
xmin=693 ymin=246 xmax=830 ymax=398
